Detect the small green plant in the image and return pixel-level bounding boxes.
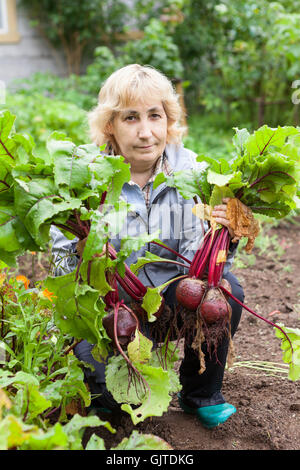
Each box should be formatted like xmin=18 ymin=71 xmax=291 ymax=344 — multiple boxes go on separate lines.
xmin=282 ymin=265 xmax=293 ymax=273
xmin=0 ymin=270 xmax=90 ymax=418
xmin=0 ymin=93 xmax=89 ymax=158
xmin=183 ymin=114 xmax=235 ymax=158
xmin=233 ymin=227 xmax=284 ymax=269
xmin=0 ymin=265 xmax=173 ymax=450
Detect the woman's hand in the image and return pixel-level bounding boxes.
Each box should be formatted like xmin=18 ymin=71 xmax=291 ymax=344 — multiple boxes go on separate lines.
xmin=211 ymin=197 xmax=236 ymax=239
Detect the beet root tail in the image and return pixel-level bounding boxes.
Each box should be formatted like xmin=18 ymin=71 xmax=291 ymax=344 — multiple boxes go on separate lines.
xmin=219 ymin=285 xmax=294 ymax=357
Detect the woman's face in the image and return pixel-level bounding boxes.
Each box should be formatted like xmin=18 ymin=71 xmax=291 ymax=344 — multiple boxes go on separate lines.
xmin=109 ymin=100 xmax=168 ymax=172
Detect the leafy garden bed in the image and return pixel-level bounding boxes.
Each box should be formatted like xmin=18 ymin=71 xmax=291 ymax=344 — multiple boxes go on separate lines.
xmin=0 ymin=109 xmax=299 ymax=450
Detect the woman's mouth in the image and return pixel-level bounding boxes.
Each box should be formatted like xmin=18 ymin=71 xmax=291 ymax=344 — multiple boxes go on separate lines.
xmin=137 ymin=144 xmax=154 ymax=149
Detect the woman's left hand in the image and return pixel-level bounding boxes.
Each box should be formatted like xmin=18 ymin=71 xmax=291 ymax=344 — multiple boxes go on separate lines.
xmin=211 ymin=197 xmax=235 ymax=239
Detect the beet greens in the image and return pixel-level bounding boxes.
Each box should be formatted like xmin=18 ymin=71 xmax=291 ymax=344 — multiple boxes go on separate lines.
xmin=153 ymin=124 xmax=300 ymax=374
xmin=0 ymin=109 xmax=183 ymax=424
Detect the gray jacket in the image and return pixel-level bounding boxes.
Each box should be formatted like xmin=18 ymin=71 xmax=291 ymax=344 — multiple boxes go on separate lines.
xmin=50 ymin=143 xmax=236 ymax=299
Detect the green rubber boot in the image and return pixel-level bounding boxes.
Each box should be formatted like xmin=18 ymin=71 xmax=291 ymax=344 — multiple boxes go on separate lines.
xmin=87 ymin=404 xmax=113 ymax=415
xmin=178 ymin=393 xmax=236 ymax=429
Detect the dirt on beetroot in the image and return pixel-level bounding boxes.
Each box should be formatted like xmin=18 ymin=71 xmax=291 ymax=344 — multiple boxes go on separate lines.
xmin=17 ymin=218 xmax=300 ymax=451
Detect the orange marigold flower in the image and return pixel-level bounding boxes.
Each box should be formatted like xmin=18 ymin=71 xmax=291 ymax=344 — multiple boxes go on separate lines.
xmin=42 ymin=288 xmax=56 ymax=302
xmin=30 ymin=251 xmax=37 ymax=255
xmin=16 ymin=275 xmax=30 ymax=289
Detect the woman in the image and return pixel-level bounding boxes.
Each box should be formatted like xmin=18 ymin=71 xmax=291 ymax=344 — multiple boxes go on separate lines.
xmin=50 ymin=64 xmax=244 ymax=428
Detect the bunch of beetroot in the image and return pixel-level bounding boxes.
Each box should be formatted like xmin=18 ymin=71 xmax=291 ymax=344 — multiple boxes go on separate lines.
xmin=175 ymin=226 xmax=234 ymax=364
xmin=174 ymin=221 xmax=293 ymax=369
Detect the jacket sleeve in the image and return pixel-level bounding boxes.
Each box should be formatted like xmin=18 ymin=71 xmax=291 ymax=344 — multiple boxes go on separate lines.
xmin=50 ymin=226 xmax=79 ymax=276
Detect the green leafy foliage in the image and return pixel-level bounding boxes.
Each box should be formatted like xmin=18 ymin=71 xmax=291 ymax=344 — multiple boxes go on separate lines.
xmin=120 ymin=18 xmax=183 ymax=80
xmin=154 ymin=164 xmax=212 ymax=205
xmin=173 ymin=0 xmax=300 ymax=125
xmin=275 ymin=324 xmax=300 ymax=381
xmin=111 ymin=430 xmax=173 ymax=450
xmin=0 ymin=94 xmax=89 ymax=159
xmin=155 ymin=124 xmax=300 ymax=219
xmin=0 ymin=109 xmax=181 ymax=434
xmin=229 ymin=126 xmax=300 ymax=217
xmin=0 ymin=260 xmax=175 ymax=449
xmin=0 ymin=109 xmax=131 ymax=264
xmin=0 ymin=269 xmax=117 ymax=450
xmin=44 ymin=272 xmax=108 ymax=347
xmin=20 ymin=0 xmax=131 ymax=74
xmin=106 ymin=334 xmax=181 ymax=425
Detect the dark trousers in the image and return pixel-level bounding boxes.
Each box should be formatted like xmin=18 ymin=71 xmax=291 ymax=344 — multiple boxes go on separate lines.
xmin=74 ymin=272 xmax=244 ymax=410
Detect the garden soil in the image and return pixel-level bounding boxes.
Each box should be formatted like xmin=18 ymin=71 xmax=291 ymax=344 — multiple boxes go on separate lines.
xmin=19 ymin=218 xmax=300 ymax=451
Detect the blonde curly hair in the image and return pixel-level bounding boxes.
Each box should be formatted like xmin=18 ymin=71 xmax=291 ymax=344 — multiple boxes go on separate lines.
xmin=88 ymin=64 xmax=186 ymax=151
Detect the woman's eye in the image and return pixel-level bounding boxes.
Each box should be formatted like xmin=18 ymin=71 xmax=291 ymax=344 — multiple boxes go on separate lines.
xmin=151 ymin=114 xmax=161 ymax=119
xmin=125 ymin=115 xmax=136 ymax=121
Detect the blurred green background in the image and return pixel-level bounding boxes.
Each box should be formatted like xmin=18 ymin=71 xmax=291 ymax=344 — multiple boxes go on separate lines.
xmin=2 ymin=0 xmax=300 ymax=159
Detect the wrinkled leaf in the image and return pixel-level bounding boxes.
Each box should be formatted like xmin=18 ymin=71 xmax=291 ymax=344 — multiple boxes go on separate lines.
xmin=112 ymin=430 xmax=173 ymax=450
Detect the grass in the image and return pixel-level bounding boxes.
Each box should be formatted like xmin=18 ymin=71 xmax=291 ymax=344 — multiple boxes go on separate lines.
xmin=183 ymin=113 xmax=235 ymax=159
xmin=227 ymin=360 xmax=290 ymax=378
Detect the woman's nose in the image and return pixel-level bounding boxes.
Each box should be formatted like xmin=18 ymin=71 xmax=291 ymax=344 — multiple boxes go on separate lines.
xmin=138 ymin=121 xmax=152 ymax=138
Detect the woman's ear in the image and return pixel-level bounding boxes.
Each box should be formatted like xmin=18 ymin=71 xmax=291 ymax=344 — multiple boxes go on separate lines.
xmin=106 ymin=121 xmax=113 ymax=136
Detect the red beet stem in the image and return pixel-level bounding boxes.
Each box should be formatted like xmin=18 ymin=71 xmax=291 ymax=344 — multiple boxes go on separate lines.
xmin=121 ymin=303 xmax=140 ymax=331
xmin=54 ymin=223 xmax=82 ymax=239
xmin=74 ymin=210 xmax=89 ymax=238
xmin=189 ymin=231 xmax=210 ymax=277
xmin=108 ymin=243 xmax=147 ymax=299
xmin=99 ymin=191 xmax=107 ymax=211
xmin=104 ymin=275 xmax=119 ymax=308
xmin=115 ymin=272 xmax=144 ymax=301
xmin=189 ymin=229 xmax=213 ymax=278
xmin=112 ymin=302 xmax=150 ymax=400
xmin=150 ymin=241 xmax=191 ymax=265
xmin=207 ymin=229 xmax=223 ymax=287
xmin=211 ymin=228 xmax=231 ymax=287
xmin=124 ymin=267 xmax=147 ymax=295
xmin=219 ymin=285 xmax=294 ymax=356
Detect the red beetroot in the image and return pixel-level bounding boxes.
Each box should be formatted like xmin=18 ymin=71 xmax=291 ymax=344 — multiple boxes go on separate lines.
xmin=102 ymin=306 xmax=138 ymax=348
xmin=176 ymin=278 xmax=206 ymax=311
xmin=200 ymin=287 xmax=230 ymax=325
